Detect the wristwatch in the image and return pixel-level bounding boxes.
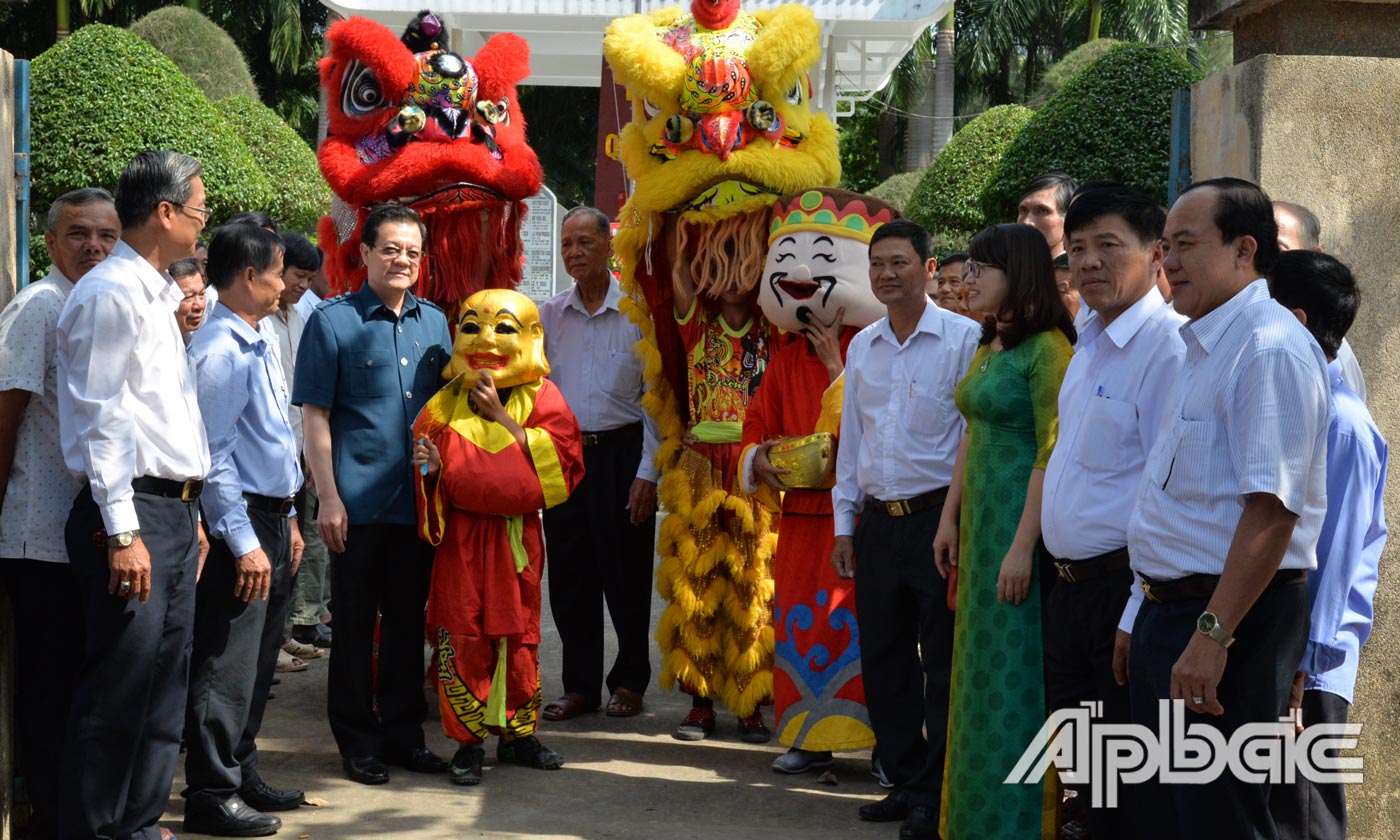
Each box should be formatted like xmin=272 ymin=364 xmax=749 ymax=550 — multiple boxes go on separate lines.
xmin=1196 ymin=611 xmax=1235 ymax=648
xmin=109 ymin=529 xmax=141 ymax=548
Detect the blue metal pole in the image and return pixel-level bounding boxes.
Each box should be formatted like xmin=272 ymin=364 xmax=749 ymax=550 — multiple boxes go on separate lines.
xmin=1167 ymin=87 xmax=1192 ymax=205
xmin=14 ymin=59 xmax=31 ymax=290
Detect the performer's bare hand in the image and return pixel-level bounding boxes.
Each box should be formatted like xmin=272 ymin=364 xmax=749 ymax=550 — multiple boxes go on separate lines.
xmin=412 ymin=436 xmax=442 ymax=477
xmin=108 ymin=539 xmax=152 ymax=604
xmin=471 ymin=372 xmax=507 ymax=423
xmin=1112 ymin=629 xmax=1132 ymax=686
xmin=830 ymin=535 xmax=855 ymax=579
xmin=627 ymin=478 xmax=657 ymax=525
xmin=752 ymin=441 xmax=790 ymax=491
xmin=290 ymin=517 xmax=305 ymax=577
xmin=318 ymin=493 xmax=350 ymax=554
xmin=682 ymin=424 xmax=700 ymax=447
xmin=803 ymin=307 xmax=845 ymax=382
xmin=234 ymin=547 xmax=272 ymax=603
xmin=932 ymin=515 xmax=958 ymax=579
xmin=1170 ymin=633 xmax=1227 ymax=716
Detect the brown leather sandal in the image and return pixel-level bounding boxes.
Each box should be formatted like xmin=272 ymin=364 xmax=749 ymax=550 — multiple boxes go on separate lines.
xmin=541 ymin=692 xmax=597 ymax=721
xmin=605 ymin=687 xmax=644 ymax=718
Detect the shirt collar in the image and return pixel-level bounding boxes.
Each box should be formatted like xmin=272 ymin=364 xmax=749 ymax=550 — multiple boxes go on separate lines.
xmin=210 ymin=303 xmax=266 ymax=350
xmin=109 ymin=239 xmax=180 ymax=303
xmin=1327 ymin=358 xmax=1347 ymax=389
xmin=1085 ymin=286 xmax=1167 ymax=350
xmin=354 ymin=281 xmax=420 ymax=318
xmin=1180 ymin=277 xmax=1269 ymax=354
xmin=875 ymin=299 xmax=944 ymax=347
xmin=565 ymin=278 xmax=622 ymax=316
xmin=42 ymin=269 xmax=75 ymax=294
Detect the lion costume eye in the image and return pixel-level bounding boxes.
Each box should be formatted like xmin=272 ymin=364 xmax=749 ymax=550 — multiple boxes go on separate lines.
xmin=785 ymin=81 xmax=803 ymax=106
xmin=341 ymin=61 xmax=386 ymax=116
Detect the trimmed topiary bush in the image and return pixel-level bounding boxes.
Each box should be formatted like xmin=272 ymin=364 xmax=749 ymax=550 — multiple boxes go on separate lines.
xmin=30 ymin=24 xmax=273 ymax=226
xmin=129 ymin=7 xmax=259 ymax=101
xmin=982 ymin=43 xmax=1202 ymax=223
xmin=867 ymin=170 xmax=924 ymax=215
xmin=907 ymin=105 xmax=1035 ymax=237
xmin=1029 ymin=38 xmax=1121 ymax=107
xmin=216 ymin=96 xmax=331 ymax=232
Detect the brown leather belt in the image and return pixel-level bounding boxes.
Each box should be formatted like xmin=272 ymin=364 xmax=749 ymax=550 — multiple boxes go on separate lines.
xmin=1140 ymin=568 xmax=1308 ymax=604
xmin=865 ymin=486 xmax=949 ymax=518
xmin=246 ymin=493 xmax=296 ymax=516
xmin=131 ymin=476 xmax=204 ymax=503
xmin=580 ymin=422 xmax=641 ymax=447
xmin=1052 ymin=546 xmax=1130 ymax=584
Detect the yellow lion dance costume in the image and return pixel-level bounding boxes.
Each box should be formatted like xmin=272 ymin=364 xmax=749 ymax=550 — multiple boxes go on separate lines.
xmin=603 ymin=0 xmax=840 ymax=729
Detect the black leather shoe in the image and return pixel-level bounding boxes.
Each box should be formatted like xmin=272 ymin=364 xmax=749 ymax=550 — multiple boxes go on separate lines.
xmin=183 ymin=793 xmax=282 ymax=837
xmin=342 ymin=754 xmax=390 ymax=785
xmin=384 ymin=745 xmax=449 ymax=774
xmin=858 ymin=791 xmax=909 ymax=822
xmin=238 ymin=780 xmax=304 ymax=812
xmin=899 ymin=804 xmax=938 ymax=839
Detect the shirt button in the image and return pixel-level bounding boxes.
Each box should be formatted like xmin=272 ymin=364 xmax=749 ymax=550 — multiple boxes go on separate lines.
xmin=366 ymin=359 xmax=374 ymax=367
xmin=400 ymin=357 xmax=408 ymax=366
xmin=405 ymin=390 xmax=413 ymax=399
xmin=398 ymin=326 xmax=404 ymax=333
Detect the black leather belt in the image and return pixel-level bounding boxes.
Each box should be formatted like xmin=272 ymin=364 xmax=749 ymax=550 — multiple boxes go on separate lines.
xmin=865 ymin=487 xmax=949 ymax=518
xmin=1052 ymin=546 xmax=1130 ymax=584
xmin=1140 ymin=568 xmax=1308 ymax=604
xmin=246 ymin=493 xmax=296 ymax=515
xmin=580 ymin=422 xmax=641 ymax=447
xmin=132 ymin=476 xmax=204 ymax=502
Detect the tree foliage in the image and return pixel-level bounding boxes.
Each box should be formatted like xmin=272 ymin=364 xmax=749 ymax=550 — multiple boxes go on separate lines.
xmin=215 ymin=96 xmax=331 ymax=232
xmin=866 ymin=170 xmax=924 ymax=215
xmin=909 ymin=105 xmax=1035 ymax=236
xmin=838 ymin=101 xmax=883 ymax=193
xmin=129 ymin=6 xmax=258 ymax=101
xmin=982 ymin=43 xmax=1201 ymax=222
xmin=1028 ymin=38 xmax=1120 ymax=106
xmin=518 ymin=86 xmax=599 ymax=211
xmin=30 ymin=24 xmax=273 ymax=223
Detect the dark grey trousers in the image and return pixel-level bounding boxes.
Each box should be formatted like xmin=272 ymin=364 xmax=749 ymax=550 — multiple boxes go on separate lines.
xmin=184 ymin=503 xmax=290 ymax=803
xmin=58 ymin=485 xmax=199 ymax=840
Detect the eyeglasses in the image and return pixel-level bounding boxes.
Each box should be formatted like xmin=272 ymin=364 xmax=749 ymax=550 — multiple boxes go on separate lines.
xmin=962 ymin=259 xmax=1003 ymax=280
xmin=172 ymin=202 xmax=214 ymax=225
xmin=374 ymin=245 xmax=424 ymax=263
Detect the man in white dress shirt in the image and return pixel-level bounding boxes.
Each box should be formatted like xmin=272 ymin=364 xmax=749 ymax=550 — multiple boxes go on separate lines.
xmin=1040 ymin=184 xmax=1186 ymax=838
xmin=538 ymin=207 xmax=661 ymax=722
xmin=0 ymin=187 xmax=119 ymax=838
xmin=56 ymin=150 xmax=214 ymax=840
xmin=831 ymin=220 xmax=980 ymax=839
xmin=1126 ymin=178 xmax=1330 ymax=839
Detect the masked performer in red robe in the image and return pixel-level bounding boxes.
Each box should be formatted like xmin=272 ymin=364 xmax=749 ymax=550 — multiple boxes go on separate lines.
xmin=412 ymin=289 xmax=584 ymax=786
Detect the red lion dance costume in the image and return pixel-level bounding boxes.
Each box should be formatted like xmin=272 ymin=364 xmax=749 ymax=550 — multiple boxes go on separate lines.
xmin=318 ymin=10 xmax=542 ymax=309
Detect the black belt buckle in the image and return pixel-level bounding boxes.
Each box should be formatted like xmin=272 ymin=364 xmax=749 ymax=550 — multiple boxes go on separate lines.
xmin=277 ymin=498 xmax=295 ymax=515
xmin=181 ymin=479 xmax=204 ymax=503
xmin=885 ymin=498 xmax=912 ymax=517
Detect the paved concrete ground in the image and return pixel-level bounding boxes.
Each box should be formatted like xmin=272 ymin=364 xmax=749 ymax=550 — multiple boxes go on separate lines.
xmin=166 ymin=532 xmax=893 ymax=839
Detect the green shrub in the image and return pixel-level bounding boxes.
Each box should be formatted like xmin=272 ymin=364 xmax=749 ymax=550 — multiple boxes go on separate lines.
xmin=216 ymin=96 xmax=331 ymax=232
xmin=907 ymin=105 xmax=1034 ymax=237
xmin=30 ymin=24 xmax=273 ymax=227
xmin=982 ymin=43 xmax=1202 ymax=222
xmin=129 ymin=7 xmax=258 ymax=101
xmin=867 ymin=170 xmax=923 ymax=215
xmin=1029 ymin=39 xmax=1121 ymax=107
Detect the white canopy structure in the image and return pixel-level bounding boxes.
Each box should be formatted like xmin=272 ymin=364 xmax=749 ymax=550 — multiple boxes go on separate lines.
xmin=321 ymin=0 xmax=953 ymax=116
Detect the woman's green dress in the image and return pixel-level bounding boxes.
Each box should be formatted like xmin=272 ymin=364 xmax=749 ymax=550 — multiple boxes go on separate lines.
xmin=941 ymin=329 xmax=1072 ymax=839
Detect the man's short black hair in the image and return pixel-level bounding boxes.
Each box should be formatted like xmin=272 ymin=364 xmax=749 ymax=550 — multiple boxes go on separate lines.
xmin=1064 ymin=181 xmax=1166 ymax=247
xmin=225 ymin=211 xmax=279 ymax=233
xmin=168 ymin=257 xmax=201 ymax=281
xmin=206 ymin=223 xmax=284 ymax=291
xmin=281 ymin=233 xmax=323 ymax=272
xmin=1052 ymin=252 xmax=1069 ymax=269
xmin=1020 ymin=173 xmax=1079 ymax=214
xmin=1180 ymin=177 xmax=1280 ymax=274
xmin=361 ymin=204 xmax=427 ymax=249
xmin=869 ymin=219 xmax=933 ymax=263
xmin=562 ymin=206 xmax=611 ymax=238
xmin=1274 ymin=200 xmax=1322 ymax=250
xmin=941 ymin=252 xmax=969 ymax=268
xmin=1267 ymin=250 xmax=1358 ymax=360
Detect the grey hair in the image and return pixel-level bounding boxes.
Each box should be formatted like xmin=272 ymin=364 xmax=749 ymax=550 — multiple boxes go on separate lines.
xmin=45 ymin=187 xmax=115 ymax=233
xmin=115 ymin=150 xmax=204 ymax=229
xmin=1274 ymin=200 xmax=1322 ymax=250
xmin=562 ymin=206 xmax=611 ymax=238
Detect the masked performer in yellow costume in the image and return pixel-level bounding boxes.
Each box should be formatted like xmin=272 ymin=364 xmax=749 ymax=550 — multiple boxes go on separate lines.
xmin=603 ymin=0 xmax=841 ymax=743
xmin=412 ymin=289 xmax=584 ymax=786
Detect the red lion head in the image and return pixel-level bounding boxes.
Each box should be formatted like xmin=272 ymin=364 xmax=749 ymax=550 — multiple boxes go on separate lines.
xmin=318 ymin=10 xmax=543 ymax=307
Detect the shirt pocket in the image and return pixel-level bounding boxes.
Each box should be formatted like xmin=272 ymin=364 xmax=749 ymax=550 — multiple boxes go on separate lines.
xmin=907 ymin=383 xmax=958 ymax=437
xmin=349 ymin=349 xmax=396 ymax=398
xmin=1158 ymin=418 xmax=1213 ymax=503
xmin=1075 ymin=394 xmax=1138 ymax=472
xmin=412 ymin=343 xmax=449 ymax=394
xmin=604 ymin=348 xmax=644 ymax=399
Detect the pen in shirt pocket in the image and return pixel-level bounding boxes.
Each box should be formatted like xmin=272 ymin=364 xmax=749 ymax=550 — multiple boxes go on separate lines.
xmin=1096 ymin=385 xmax=1104 ymax=397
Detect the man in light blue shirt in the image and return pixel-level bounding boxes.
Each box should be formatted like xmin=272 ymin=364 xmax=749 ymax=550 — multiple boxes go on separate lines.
xmin=184 ymin=224 xmax=305 ymax=837
xmin=1266 ymin=250 xmax=1387 ymax=840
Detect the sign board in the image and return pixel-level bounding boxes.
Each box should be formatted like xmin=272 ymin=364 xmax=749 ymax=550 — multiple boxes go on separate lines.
xmin=518 ymin=186 xmax=560 ymax=304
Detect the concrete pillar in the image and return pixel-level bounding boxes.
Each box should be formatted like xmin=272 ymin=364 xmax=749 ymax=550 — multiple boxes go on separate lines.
xmin=1 ymin=49 xmax=15 ymax=309
xmin=1189 ymin=9 xmax=1400 ymax=834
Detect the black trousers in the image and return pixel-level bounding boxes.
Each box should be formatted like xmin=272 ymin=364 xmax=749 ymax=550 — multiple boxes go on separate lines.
xmin=58 ymin=484 xmax=199 ymax=840
xmin=1129 ymin=580 xmax=1309 ymax=840
xmin=542 ymin=425 xmax=655 ymax=705
xmin=184 ymin=504 xmax=290 ymax=803
xmin=327 ymin=523 xmax=433 ymax=758
xmin=1 ymin=558 xmax=83 ymax=839
xmin=853 ymin=500 xmax=953 ymax=808
xmin=235 ymin=506 xmax=295 ymax=786
xmin=1269 ymin=689 xmax=1349 ymax=840
xmin=1043 ymin=565 xmax=1136 ymax=838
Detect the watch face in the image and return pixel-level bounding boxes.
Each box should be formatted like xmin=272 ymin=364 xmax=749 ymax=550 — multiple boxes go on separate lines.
xmin=1197 ymin=613 xmax=1217 ymax=633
